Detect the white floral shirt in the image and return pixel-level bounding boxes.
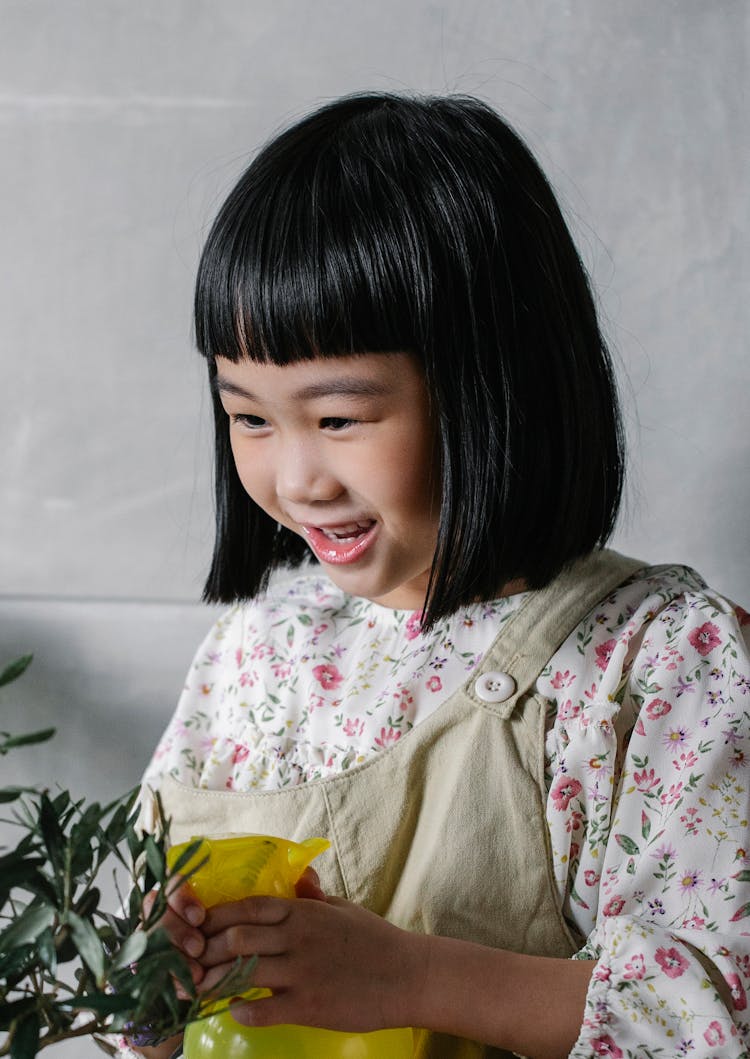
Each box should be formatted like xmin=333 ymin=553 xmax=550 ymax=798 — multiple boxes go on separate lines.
xmin=136 ymin=561 xmax=750 ymax=1058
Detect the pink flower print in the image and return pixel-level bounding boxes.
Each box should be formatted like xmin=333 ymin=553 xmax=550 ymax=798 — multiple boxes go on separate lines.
xmin=232 ymin=743 xmax=250 ymax=765
xmin=550 ymin=775 xmax=582 ymax=811
xmin=592 ymin=962 xmax=611 ymax=982
xmin=374 ymin=726 xmax=402 ymax=748
xmin=314 ymin=623 xmax=328 ymax=635
xmin=404 ymin=611 xmax=423 ymax=640
xmin=235 ymin=647 xmax=244 ymax=667
xmin=674 ymin=749 xmax=698 ymax=770
xmin=343 ymin=717 xmax=365 ymax=739
xmin=735 ymin=605 xmax=750 ymax=626
xmin=239 ymin=671 xmax=255 ymax=687
xmin=623 ymin=953 xmax=646 ymax=980
xmin=682 ymin=915 xmax=705 ymax=929
xmin=565 ymin=810 xmax=583 ymax=833
xmin=661 ymin=781 xmax=684 ymax=805
xmin=583 ymin=869 xmax=600 ymax=887
xmin=726 ymin=972 xmax=748 ymax=1010
xmin=645 ymin=697 xmax=671 ymax=720
xmin=633 ymin=717 xmax=646 ymax=737
xmin=594 ymin=638 xmax=617 ymax=671
xmin=551 ymin=669 xmax=575 ymax=689
xmin=271 ymin=661 xmax=292 ymax=679
xmin=680 ymin=807 xmax=702 ymax=836
xmin=426 ymin=675 xmax=442 ymax=693
xmin=688 ymin=621 xmax=721 ymax=656
xmin=557 ymin=699 xmax=581 ymax=721
xmin=655 ymin=946 xmax=689 ymax=979
xmin=634 ymin=767 xmax=660 ymax=792
xmin=602 ymin=895 xmax=626 ymax=917
xmin=312 ymin=663 xmax=343 ymax=690
xmin=703 ymin=1021 xmax=727 ymax=1047
xmin=591 ymin=1036 xmax=623 ymax=1058
xmin=225 ymin=776 xmax=234 ymax=790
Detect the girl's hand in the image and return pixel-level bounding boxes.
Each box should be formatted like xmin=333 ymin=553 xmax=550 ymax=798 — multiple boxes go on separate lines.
xmin=142 ymin=877 xmax=207 ymax=990
xmin=198 ymin=891 xmax=423 ymax=1032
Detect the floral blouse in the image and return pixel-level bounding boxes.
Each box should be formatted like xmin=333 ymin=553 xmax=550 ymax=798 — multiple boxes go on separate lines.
xmin=135 ymin=561 xmax=750 ymax=1058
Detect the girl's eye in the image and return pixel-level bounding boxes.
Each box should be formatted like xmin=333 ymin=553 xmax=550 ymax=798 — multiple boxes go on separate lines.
xmin=320 ymin=417 xmax=356 ymax=430
xmin=231 ymin=414 xmax=267 ymax=430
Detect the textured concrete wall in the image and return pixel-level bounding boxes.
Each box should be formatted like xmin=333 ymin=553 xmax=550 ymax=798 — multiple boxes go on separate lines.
xmin=0 ymin=4 xmax=747 ymax=1052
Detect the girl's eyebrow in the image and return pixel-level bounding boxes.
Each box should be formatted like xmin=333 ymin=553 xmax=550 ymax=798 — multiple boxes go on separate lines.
xmin=213 ymin=375 xmax=392 ymax=401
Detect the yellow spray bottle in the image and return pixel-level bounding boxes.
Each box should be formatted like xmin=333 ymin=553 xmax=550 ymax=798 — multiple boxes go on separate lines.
xmin=168 ymin=834 xmax=414 ymax=1058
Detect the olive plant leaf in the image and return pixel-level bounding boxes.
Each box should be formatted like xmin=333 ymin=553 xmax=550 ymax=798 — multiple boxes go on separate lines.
xmin=0 ymin=904 xmax=55 ymax=953
xmin=65 ymin=911 xmax=106 ymax=983
xmin=0 ymin=656 xmax=33 ymax=689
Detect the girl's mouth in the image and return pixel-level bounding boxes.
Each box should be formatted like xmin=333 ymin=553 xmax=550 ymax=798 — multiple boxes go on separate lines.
xmin=302 ymin=520 xmax=378 ymax=564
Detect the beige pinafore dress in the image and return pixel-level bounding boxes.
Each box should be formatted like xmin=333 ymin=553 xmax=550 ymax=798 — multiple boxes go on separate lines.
xmin=151 ymin=549 xmax=643 ymax=1058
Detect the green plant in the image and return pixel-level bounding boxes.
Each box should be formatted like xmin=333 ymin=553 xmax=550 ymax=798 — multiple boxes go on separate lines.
xmin=0 ymin=655 xmax=247 ymax=1058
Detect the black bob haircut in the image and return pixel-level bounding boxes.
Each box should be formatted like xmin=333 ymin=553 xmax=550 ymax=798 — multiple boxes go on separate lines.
xmin=195 ymin=92 xmax=625 ymax=627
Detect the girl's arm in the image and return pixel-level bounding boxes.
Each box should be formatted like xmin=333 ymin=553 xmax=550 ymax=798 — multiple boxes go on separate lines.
xmin=198 ymin=893 xmax=594 ymax=1059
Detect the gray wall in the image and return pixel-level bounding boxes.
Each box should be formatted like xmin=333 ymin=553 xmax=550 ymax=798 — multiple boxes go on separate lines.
xmin=0 ymin=3 xmax=747 ymax=1052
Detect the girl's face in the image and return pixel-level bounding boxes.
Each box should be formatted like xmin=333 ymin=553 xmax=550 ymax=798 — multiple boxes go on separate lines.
xmin=215 ymin=352 xmax=441 ymax=610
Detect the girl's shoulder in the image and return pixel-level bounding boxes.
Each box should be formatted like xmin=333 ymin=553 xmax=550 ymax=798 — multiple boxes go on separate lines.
xmin=540 ymin=558 xmax=750 ymax=737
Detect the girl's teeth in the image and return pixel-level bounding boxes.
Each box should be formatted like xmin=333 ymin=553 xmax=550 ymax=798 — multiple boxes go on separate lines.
xmin=320 ymin=521 xmax=373 ymax=541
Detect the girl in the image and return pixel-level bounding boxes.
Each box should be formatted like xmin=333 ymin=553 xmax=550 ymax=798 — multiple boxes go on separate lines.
xmin=124 ymin=94 xmax=750 ymax=1058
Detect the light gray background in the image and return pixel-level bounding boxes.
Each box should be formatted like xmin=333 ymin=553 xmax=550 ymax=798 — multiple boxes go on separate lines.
xmin=0 ymin=3 xmax=747 ymax=1053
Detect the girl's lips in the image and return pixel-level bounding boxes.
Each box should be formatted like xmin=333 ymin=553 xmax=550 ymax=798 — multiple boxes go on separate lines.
xmin=302 ymin=521 xmax=378 ymax=565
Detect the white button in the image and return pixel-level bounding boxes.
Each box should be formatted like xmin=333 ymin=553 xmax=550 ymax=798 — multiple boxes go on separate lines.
xmin=474 ymin=670 xmax=516 ymax=703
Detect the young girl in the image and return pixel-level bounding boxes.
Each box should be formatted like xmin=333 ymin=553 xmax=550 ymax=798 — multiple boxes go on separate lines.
xmin=125 ymin=93 xmax=750 ymax=1059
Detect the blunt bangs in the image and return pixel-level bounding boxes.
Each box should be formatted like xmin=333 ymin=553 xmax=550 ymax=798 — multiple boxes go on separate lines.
xmin=195 ymin=96 xmax=440 ymax=365
xmin=196 ymin=93 xmax=626 ymax=623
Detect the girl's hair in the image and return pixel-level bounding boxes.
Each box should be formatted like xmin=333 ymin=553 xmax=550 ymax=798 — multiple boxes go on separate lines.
xmin=195 ymin=92 xmax=625 ymax=626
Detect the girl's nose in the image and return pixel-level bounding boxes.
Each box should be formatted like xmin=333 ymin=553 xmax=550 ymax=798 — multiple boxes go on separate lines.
xmin=275 ymin=440 xmax=342 ymax=505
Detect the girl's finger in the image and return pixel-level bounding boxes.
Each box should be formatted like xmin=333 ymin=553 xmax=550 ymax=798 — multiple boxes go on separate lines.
xmin=202 ymin=895 xmax=291 ymax=936
xmin=200 ymin=923 xmax=289 ymax=968
xmin=295 ymin=867 xmax=326 ymax=901
xmin=142 ymin=886 xmax=206 ymax=959
xmin=164 ymin=873 xmax=206 ymax=927
xmin=198 ymin=954 xmax=290 ymax=996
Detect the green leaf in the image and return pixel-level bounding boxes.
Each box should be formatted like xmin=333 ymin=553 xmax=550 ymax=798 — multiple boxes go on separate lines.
xmin=9 ymin=1010 xmax=39 ymax=1059
xmin=0 ymin=943 xmax=37 ymax=980
xmin=0 ymin=654 xmax=33 ymax=688
xmin=112 ymin=930 xmax=148 ymax=970
xmin=168 ymin=837 xmax=205 ymax=877
xmin=734 ymin=870 xmax=750 ymax=883
xmin=1 ymin=728 xmax=56 ymax=752
xmin=39 ymin=792 xmax=66 ymax=872
xmin=65 ymin=910 xmax=105 ymax=981
xmin=144 ymin=834 xmax=166 ymax=884
xmin=641 ymin=810 xmax=651 ymax=840
xmin=0 ymin=786 xmax=32 ymax=803
xmin=63 ymin=992 xmax=136 ymax=1015
xmin=0 ymin=902 xmax=55 ymax=951
xmin=37 ymin=926 xmax=57 ymax=975
xmin=70 ymin=803 xmax=102 ymax=874
xmin=614 ymin=833 xmax=640 ymax=856
xmin=297 ymin=613 xmax=313 ymax=625
xmin=730 ymin=902 xmax=750 ymax=922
